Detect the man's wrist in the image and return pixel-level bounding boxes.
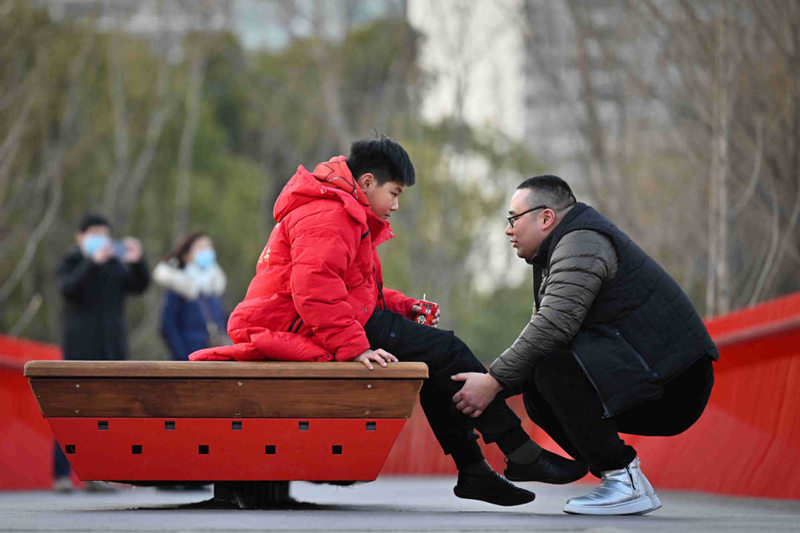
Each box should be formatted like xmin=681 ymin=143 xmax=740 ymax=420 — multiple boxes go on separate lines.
xmin=485 ymin=373 xmax=503 ymax=393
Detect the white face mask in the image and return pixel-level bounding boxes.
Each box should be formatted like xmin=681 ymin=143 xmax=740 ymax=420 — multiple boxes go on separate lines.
xmin=82 ymin=235 xmax=110 ymax=256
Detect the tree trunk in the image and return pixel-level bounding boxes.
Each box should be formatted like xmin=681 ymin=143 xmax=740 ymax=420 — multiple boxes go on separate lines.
xmin=173 ymin=50 xmax=207 ymax=240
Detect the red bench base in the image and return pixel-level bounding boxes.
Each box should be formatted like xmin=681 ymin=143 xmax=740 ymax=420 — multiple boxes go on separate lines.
xmin=49 ymin=417 xmax=407 ymax=482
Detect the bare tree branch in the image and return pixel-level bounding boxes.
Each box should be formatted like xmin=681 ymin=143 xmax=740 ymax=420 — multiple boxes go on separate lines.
xmin=173 ymin=47 xmax=207 ymax=239
xmin=0 ymin=84 xmax=35 ymax=207
xmin=748 ymin=182 xmax=782 ymax=306
xmin=733 ymin=116 xmax=763 ymax=214
xmin=102 ymin=33 xmax=131 ymax=215
xmin=115 ymin=60 xmax=174 ymax=231
xmin=0 ymin=33 xmax=94 ymax=304
xmin=8 ymin=292 xmax=42 ymax=337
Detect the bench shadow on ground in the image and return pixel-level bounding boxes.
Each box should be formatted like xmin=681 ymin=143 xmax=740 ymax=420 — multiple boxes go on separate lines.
xmin=127 ymin=496 xmax=688 ymax=522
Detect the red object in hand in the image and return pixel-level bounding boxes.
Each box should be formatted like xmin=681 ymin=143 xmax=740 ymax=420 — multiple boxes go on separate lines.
xmin=415 ymin=299 xmax=439 ymax=326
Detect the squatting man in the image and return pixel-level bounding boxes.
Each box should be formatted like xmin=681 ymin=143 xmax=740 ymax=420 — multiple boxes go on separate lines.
xmin=452 ymin=175 xmax=717 ymax=515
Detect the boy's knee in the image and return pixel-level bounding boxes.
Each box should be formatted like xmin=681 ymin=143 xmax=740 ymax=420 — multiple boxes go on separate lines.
xmin=450 ymin=337 xmax=486 ymax=372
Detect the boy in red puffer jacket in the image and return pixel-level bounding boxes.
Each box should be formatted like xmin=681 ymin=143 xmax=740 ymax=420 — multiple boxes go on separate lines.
xmin=191 ymin=136 xmax=587 ymax=505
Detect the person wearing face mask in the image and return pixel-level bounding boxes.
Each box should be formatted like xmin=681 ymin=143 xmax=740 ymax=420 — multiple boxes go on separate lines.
xmin=54 ymin=213 xmax=149 ymax=490
xmin=154 ymin=231 xmax=228 ymax=361
xmin=57 ymin=213 xmax=150 ymax=360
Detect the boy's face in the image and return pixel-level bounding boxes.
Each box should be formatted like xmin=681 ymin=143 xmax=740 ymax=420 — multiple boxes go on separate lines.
xmin=358 ymin=174 xmax=405 ymax=220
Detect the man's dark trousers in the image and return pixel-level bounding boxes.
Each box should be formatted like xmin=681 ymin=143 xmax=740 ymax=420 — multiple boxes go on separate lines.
xmin=522 ymin=351 xmax=714 ymax=474
xmin=364 ymin=308 xmax=528 ymax=467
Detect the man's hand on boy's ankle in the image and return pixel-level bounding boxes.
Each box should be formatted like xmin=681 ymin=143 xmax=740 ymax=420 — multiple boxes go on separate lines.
xmin=354 ymin=348 xmax=398 ymax=370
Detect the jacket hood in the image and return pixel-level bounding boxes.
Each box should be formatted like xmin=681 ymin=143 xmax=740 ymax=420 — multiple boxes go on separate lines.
xmin=273 ymin=156 xmax=394 ymax=245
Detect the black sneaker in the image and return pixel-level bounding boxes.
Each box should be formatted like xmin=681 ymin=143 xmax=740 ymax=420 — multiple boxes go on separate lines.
xmin=504 ymin=449 xmax=589 ymax=485
xmin=453 ymin=469 xmax=535 ymax=506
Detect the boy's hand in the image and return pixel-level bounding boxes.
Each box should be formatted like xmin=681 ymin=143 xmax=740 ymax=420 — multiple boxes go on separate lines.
xmin=354 ymin=348 xmax=398 ymax=370
xmin=411 ymin=303 xmax=441 ymax=326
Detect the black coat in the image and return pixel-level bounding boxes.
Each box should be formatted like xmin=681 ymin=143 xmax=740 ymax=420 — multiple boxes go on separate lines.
xmin=57 ymin=248 xmax=150 ymax=360
xmin=540 ymin=204 xmax=718 ymax=416
xmin=491 ymin=203 xmax=717 ymax=417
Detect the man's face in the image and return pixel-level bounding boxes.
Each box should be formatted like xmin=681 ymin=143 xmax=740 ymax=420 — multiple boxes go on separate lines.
xmin=360 ymin=175 xmax=405 ymax=220
xmin=505 ymin=189 xmax=549 ymax=261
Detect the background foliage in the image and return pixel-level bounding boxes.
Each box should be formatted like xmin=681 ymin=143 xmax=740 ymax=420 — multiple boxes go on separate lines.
xmin=0 ymin=1 xmax=537 ymax=360
xmin=1 ymin=0 xmax=798 ymax=362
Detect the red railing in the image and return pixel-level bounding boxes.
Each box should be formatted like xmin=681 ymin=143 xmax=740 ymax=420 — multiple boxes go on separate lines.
xmin=382 ymin=291 xmax=800 ymax=500
xmin=0 ymin=335 xmax=60 ymax=490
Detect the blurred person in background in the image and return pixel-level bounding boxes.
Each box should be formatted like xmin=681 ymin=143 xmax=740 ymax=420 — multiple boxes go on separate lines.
xmin=154 ymin=231 xmax=228 ymax=360
xmin=54 ymin=213 xmax=150 ymax=491
xmin=452 ymin=175 xmax=717 ymax=516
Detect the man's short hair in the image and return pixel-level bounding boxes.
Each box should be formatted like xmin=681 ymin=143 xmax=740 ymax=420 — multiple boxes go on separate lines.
xmin=346 ymin=135 xmax=415 ymax=186
xmin=78 ymin=213 xmax=111 ymax=233
xmin=517 ymin=175 xmax=576 ymax=209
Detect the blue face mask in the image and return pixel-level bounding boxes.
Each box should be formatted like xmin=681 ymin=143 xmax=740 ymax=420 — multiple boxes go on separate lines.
xmin=83 ymin=235 xmax=109 ymax=256
xmin=193 ymin=248 xmax=216 ymax=270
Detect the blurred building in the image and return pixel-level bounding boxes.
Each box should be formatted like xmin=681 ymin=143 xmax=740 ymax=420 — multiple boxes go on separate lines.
xmin=36 ymin=0 xmax=407 ymax=61
xmin=406 ymin=0 xmax=576 ymax=171
xmin=407 ymin=0 xmax=527 ymax=141
xmin=36 ymin=0 xmax=233 ymax=62
xmin=406 ymin=0 xmax=662 ymax=289
xmin=408 ymin=0 xmax=662 ymax=184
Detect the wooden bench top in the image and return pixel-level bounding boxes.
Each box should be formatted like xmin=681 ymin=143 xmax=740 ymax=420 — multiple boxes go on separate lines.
xmin=26 ymin=361 xmax=428 ymax=419
xmin=24 ymin=361 xmax=428 ymax=380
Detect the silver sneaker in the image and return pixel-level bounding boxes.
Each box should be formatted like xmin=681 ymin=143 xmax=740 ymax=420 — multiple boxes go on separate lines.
xmin=563 ymin=457 xmax=661 ymax=515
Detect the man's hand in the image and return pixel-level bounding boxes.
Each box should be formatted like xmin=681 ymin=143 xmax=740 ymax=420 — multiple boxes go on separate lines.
xmin=451 ymin=372 xmax=503 ymax=418
xmin=410 ymin=303 xmax=441 ymax=327
xmin=354 ymin=348 xmax=398 ymax=370
xmin=120 ymin=237 xmax=143 ymax=264
xmin=91 ymin=244 xmax=114 ymax=264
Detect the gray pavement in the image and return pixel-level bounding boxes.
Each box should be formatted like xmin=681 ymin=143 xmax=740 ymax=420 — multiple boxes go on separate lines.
xmin=1 ymin=477 xmax=799 ymax=532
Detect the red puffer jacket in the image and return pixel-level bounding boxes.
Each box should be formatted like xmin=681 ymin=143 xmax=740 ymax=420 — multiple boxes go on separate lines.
xmin=190 ymin=156 xmax=416 ymax=362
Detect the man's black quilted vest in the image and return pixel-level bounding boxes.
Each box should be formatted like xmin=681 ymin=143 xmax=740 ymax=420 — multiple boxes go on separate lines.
xmin=532 ymin=202 xmax=718 ymax=416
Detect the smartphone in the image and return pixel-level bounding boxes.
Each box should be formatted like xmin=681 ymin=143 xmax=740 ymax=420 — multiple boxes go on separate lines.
xmin=112 ymin=241 xmax=127 ymax=258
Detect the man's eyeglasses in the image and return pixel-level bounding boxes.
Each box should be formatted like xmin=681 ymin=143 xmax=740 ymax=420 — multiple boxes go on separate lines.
xmin=507 ymin=205 xmax=548 ymax=228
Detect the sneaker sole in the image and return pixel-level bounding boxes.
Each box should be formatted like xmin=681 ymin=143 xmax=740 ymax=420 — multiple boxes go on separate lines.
xmin=563 ymin=494 xmax=661 ymax=516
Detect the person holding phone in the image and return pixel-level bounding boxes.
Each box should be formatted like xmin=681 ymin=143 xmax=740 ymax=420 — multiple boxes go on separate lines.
xmin=53 ymin=213 xmax=149 ymax=490
xmin=57 ymin=213 xmax=149 ymax=361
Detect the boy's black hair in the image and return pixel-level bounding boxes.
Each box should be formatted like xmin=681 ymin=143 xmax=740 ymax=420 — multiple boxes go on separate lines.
xmin=517 ymin=175 xmax=576 ymax=208
xmin=346 ymin=135 xmax=415 ymax=186
xmin=78 ymin=213 xmax=111 ymax=233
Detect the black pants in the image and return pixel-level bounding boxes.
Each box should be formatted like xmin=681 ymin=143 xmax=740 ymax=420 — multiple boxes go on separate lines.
xmin=522 ymin=352 xmax=714 ymax=474
xmin=54 ymin=442 xmax=71 ymax=478
xmin=364 ymin=308 xmax=528 ymax=467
